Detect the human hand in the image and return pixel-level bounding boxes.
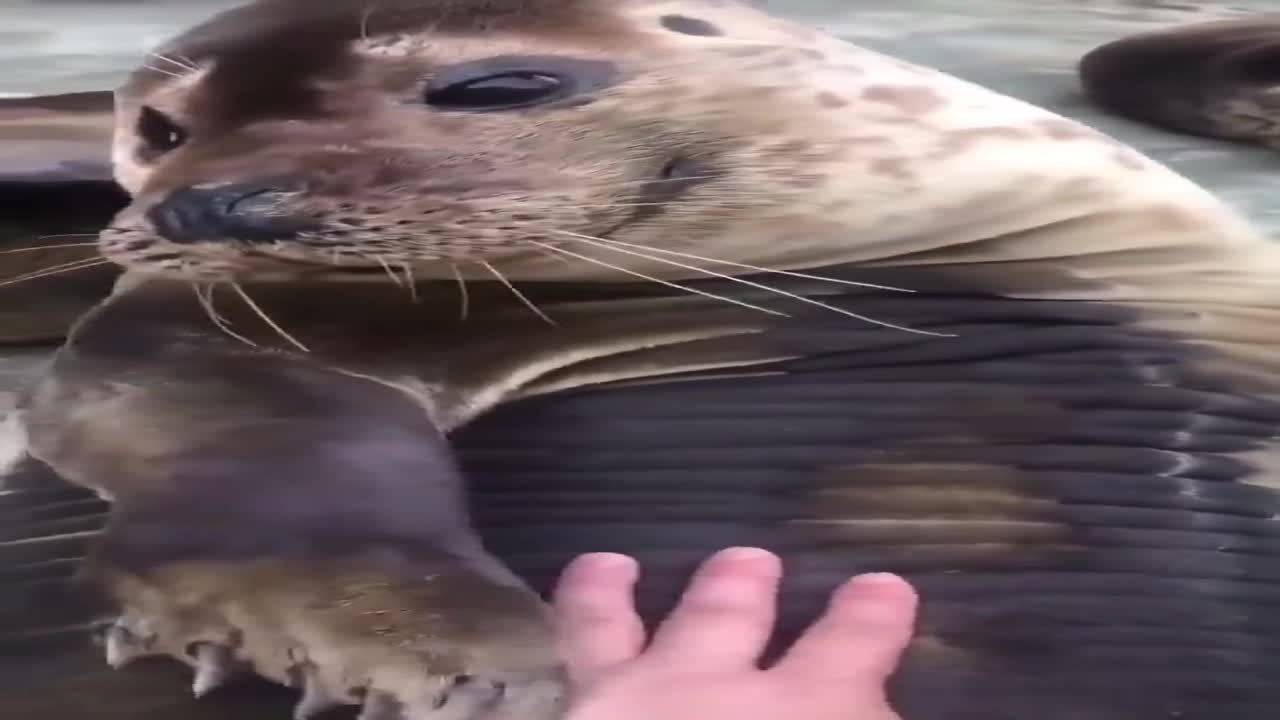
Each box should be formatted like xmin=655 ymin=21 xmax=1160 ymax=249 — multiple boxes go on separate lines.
xmin=552 ymin=547 xmax=918 ymax=720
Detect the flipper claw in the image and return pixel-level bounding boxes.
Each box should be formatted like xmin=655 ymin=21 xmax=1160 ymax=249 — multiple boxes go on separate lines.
xmin=191 ymin=643 xmax=238 ymax=698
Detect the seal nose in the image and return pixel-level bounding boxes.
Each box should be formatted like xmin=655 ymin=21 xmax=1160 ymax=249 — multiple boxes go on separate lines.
xmin=146 ymin=182 xmax=313 ymax=244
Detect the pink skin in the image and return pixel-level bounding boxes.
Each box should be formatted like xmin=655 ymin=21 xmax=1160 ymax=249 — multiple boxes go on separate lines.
xmin=552 ymin=548 xmax=919 ymax=720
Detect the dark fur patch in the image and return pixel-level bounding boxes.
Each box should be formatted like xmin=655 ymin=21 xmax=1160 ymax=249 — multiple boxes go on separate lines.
xmin=1079 ymin=19 xmax=1280 ymax=146
xmin=133 ymin=0 xmax=622 ymax=130
xmin=660 ymin=14 xmax=723 ymax=37
xmin=450 ymin=271 xmax=1280 ymax=719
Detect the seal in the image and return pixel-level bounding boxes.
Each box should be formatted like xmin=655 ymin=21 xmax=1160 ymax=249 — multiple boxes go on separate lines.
xmin=1079 ymin=15 xmax=1280 ymax=147
xmin=5 ymin=1 xmax=1280 ymax=719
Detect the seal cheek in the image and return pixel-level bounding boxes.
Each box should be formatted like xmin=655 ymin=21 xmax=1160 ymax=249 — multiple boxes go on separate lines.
xmin=145 ymin=180 xmax=319 ymax=245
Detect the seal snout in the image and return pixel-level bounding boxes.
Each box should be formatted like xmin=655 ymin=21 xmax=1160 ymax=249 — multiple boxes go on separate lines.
xmin=146 ymin=180 xmax=316 ymax=245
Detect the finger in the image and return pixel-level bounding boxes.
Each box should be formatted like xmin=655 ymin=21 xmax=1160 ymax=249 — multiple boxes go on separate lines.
xmin=773 ymin=573 xmax=918 ymax=687
xmin=642 ymin=547 xmax=782 ymax=670
xmin=552 ymin=553 xmax=646 ymax=687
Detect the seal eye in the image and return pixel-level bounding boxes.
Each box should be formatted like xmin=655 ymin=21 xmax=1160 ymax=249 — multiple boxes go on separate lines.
xmin=137 ymin=106 xmax=188 ymax=157
xmin=425 ymin=71 xmax=565 ymax=111
xmin=423 ymin=56 xmax=618 ymax=112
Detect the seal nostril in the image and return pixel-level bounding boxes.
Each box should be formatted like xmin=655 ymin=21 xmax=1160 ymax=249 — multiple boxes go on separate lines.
xmin=223 ymin=187 xmax=274 ymax=216
xmin=146 ymin=181 xmax=317 ymax=245
xmin=655 ymin=156 xmax=711 ymax=187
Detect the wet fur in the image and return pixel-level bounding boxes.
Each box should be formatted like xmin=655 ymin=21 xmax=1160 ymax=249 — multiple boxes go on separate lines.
xmin=5 ymin=1 xmax=1280 ymax=720
xmin=1079 ymin=15 xmax=1280 ymax=147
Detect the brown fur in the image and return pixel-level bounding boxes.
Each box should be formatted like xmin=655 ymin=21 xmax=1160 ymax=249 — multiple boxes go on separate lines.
xmin=1079 ymin=15 xmax=1280 ymax=148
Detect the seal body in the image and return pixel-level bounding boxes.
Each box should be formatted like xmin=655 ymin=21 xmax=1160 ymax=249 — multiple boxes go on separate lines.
xmin=1079 ymin=15 xmax=1280 ymax=147
xmin=6 ymin=2 xmax=1280 ymax=719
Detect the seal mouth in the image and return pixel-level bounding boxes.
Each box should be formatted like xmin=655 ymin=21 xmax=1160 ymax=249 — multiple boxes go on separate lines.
xmin=652 ymin=156 xmax=716 ymax=198
xmin=602 ymin=156 xmax=719 ymax=234
xmin=233 ymin=252 xmax=416 ymax=280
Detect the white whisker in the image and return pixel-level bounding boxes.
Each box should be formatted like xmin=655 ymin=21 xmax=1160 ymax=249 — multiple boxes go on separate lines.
xmin=230 ymin=283 xmax=312 ymax=353
xmin=527 ymin=240 xmax=788 ymax=318
xmin=532 ymin=247 xmax=573 ymax=265
xmin=401 ymin=262 xmax=420 ymax=303
xmin=148 ymin=52 xmax=198 ymax=73
xmin=375 ymin=257 xmax=404 ymax=288
xmin=36 ymin=233 xmax=100 ymax=241
xmin=554 ymin=202 xmax=672 ymax=210
xmin=142 ymin=64 xmax=184 ymax=79
xmin=549 ymin=230 xmax=951 ymax=337
xmin=193 ymin=284 xmax=258 ymax=348
xmin=602 ymin=174 xmax=720 ymax=189
xmin=360 ymin=3 xmax=380 ymax=41
xmin=0 ymin=258 xmax=110 ymax=288
xmin=450 ymin=264 xmax=469 ymax=321
xmin=557 ymin=232 xmax=913 ymax=293
xmin=0 ymin=242 xmax=99 ymax=255
xmin=480 ymin=261 xmax=556 ymax=326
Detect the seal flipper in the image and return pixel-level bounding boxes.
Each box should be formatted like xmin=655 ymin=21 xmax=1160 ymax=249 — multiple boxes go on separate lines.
xmin=0 ymin=91 xmax=126 ymax=345
xmin=19 ymin=284 xmax=566 ymax=720
xmin=1079 ymin=17 xmax=1280 ymax=148
xmin=0 ymin=458 xmax=286 ymax=720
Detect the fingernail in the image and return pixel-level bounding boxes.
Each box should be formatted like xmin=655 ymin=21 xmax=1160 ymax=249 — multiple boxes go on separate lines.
xmin=703 ymin=548 xmax=782 ymax=578
xmin=580 ymin=552 xmax=634 ymax=567
xmin=571 ymin=553 xmax=637 ymax=575
xmin=844 ymin=573 xmax=918 ymax=603
xmin=712 ymin=547 xmax=778 ymax=564
xmin=853 ymin=573 xmax=908 ymax=587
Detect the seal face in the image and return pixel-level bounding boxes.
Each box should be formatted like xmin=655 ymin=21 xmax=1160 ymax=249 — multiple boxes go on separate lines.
xmin=102 ymin=0 xmax=755 ymax=283
xmin=107 ymin=0 xmax=1225 ymax=289
xmin=9 ymin=2 xmax=1280 ymax=720
xmin=1079 ymin=15 xmax=1280 ymax=148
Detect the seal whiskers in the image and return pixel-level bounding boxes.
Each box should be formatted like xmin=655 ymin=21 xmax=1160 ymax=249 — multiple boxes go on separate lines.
xmin=0 ymin=242 xmax=99 ymax=255
xmin=480 ymin=261 xmax=557 ymax=326
xmin=528 ymin=239 xmax=789 ymax=317
xmin=450 ymin=264 xmax=468 ymax=321
xmin=546 ymin=229 xmax=951 ymax=337
xmin=229 ymin=282 xmax=311 ymax=353
xmin=0 ymin=257 xmax=111 ymax=288
xmin=401 ymin=263 xmax=420 ymax=303
xmin=375 ymin=257 xmax=404 ymax=289
xmin=139 ymin=65 xmax=185 ymax=80
xmin=147 ymin=52 xmax=199 ymax=74
xmin=192 ymin=283 xmax=259 ymax=349
xmin=561 ymin=234 xmax=916 ymax=294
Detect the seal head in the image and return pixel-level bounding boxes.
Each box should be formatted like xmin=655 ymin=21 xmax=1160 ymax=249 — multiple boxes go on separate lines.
xmin=1080 ymin=16 xmax=1280 ymax=148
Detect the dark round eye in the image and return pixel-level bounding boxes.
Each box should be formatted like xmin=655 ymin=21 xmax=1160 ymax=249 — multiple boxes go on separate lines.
xmin=424 ymin=71 xmax=566 ymax=111
xmin=137 ymin=105 xmax=188 ymax=157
